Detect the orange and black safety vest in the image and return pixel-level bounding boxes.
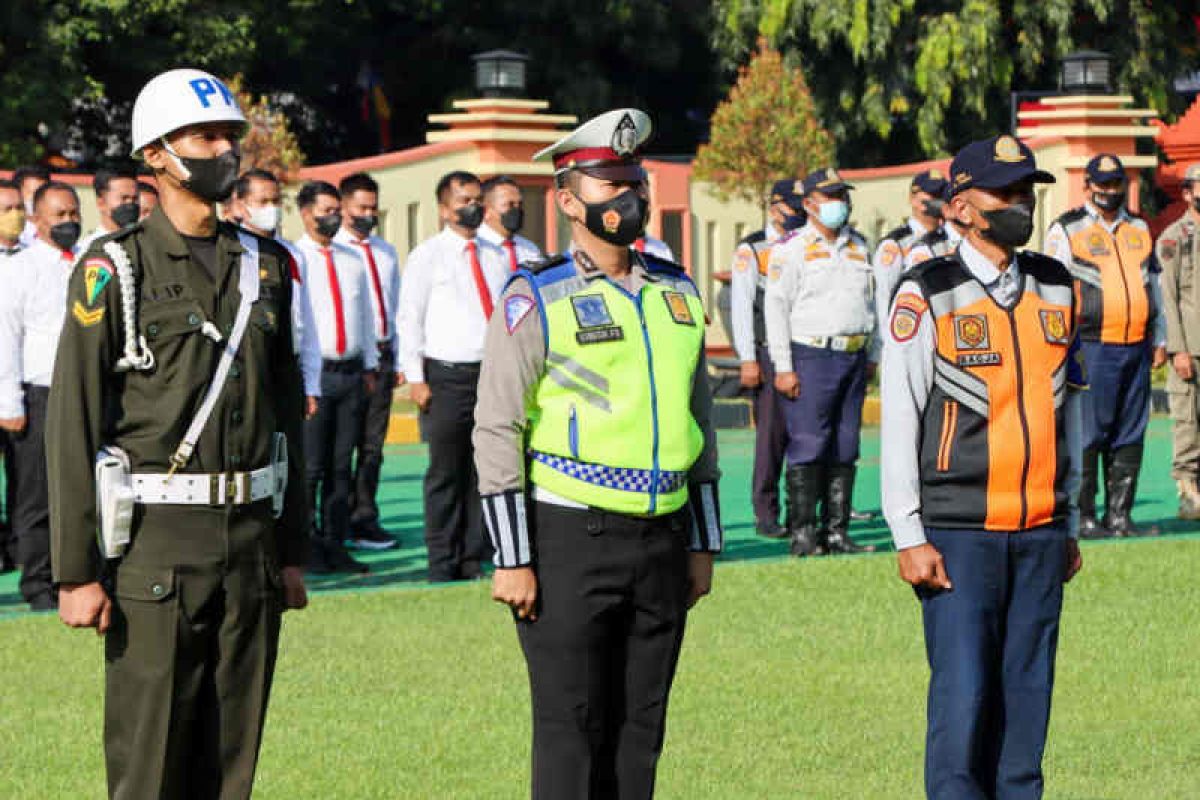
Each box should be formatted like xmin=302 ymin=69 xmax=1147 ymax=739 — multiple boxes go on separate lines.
xmin=907 ymin=252 xmax=1078 ymax=531
xmin=1055 ymin=208 xmax=1154 ymax=344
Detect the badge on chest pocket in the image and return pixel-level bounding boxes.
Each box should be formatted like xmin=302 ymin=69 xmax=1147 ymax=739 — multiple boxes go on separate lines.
xmin=662 ymin=292 xmax=695 ymax=326
xmin=571 ymin=294 xmax=623 ymax=344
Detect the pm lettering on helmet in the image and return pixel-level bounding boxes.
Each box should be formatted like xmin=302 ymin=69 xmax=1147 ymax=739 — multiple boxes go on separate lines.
xmin=189 ymin=78 xmax=235 ymax=109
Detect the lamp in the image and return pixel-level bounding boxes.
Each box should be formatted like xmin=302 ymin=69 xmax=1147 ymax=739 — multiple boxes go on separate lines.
xmin=1060 ymin=50 xmax=1113 ymax=95
xmin=472 ymin=50 xmax=530 ymax=98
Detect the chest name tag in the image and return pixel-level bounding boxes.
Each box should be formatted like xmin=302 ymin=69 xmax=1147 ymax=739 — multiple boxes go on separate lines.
xmin=571 ymin=294 xmax=614 ymax=328
xmin=577 ymin=326 xmax=624 ymax=345
xmin=957 ymin=352 xmax=1002 ymax=367
xmin=663 ymin=291 xmax=695 ymax=325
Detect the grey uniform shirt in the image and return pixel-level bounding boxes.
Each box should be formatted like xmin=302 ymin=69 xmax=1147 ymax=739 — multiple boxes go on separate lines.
xmin=880 ymin=237 xmax=1083 ymax=550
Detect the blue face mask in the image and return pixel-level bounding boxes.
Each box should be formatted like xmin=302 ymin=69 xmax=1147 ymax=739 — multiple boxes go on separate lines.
xmin=817 ymin=200 xmax=849 ymax=230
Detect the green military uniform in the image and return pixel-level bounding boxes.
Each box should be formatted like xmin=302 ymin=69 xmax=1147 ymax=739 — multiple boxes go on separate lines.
xmin=1156 ymin=203 xmax=1200 ymax=517
xmin=47 ymin=206 xmax=308 ymax=798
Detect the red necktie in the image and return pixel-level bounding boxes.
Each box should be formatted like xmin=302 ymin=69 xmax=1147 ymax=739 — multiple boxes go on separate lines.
xmin=634 ymin=238 xmax=646 ymax=253
xmin=356 ymin=240 xmax=388 ymax=339
xmin=502 ymin=238 xmax=519 ymax=272
xmin=466 ymin=241 xmax=494 ymax=320
xmin=286 ymin=253 xmax=302 ymax=284
xmin=322 ymin=247 xmax=347 ymax=356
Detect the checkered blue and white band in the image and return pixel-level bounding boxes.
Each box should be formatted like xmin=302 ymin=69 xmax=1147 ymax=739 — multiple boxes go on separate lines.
xmin=529 ymin=451 xmax=688 ymax=495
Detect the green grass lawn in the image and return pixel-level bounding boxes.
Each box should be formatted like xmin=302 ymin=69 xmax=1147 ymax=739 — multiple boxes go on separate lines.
xmin=2 ymin=422 xmax=1198 ymax=798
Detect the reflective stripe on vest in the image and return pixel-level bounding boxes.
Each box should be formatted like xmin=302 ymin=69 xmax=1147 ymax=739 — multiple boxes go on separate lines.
xmin=520 ymin=255 xmax=705 ymax=515
xmin=912 ymin=254 xmax=1074 ymax=531
xmin=1063 ymin=213 xmax=1153 ymax=344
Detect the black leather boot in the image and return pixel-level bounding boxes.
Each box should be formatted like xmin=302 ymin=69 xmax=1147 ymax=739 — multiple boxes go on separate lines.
xmin=1079 ymin=447 xmax=1108 ymax=539
xmin=786 ymin=464 xmax=823 ymax=557
xmin=1103 ymin=445 xmax=1157 ymax=537
xmin=822 ymin=464 xmax=875 ymax=554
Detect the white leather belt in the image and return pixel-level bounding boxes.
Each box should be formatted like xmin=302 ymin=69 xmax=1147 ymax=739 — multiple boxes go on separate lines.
xmin=131 ymin=464 xmax=278 ymax=506
xmin=794 ymin=334 xmax=869 ymax=353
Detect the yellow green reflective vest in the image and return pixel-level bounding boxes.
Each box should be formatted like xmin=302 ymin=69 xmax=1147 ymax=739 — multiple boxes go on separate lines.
xmin=517 ymin=252 xmax=706 ymax=515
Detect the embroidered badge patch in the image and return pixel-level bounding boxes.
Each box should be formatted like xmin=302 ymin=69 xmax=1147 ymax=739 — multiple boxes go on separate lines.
xmin=1124 ymin=230 xmax=1145 ymax=250
xmin=72 ymin=300 xmax=105 ymax=327
xmin=83 ymin=258 xmax=112 ymax=307
xmin=890 ymin=307 xmax=919 ymax=342
xmin=1159 ymin=238 xmax=1178 ymax=261
xmin=909 ymin=248 xmax=931 ymax=266
xmin=1087 ymin=231 xmax=1110 ymax=256
xmin=1040 ymin=309 xmax=1069 ymax=344
xmin=571 ymin=294 xmax=614 ymax=328
xmin=504 ymin=294 xmax=535 ymax=334
xmin=735 ymin=249 xmax=752 ymax=273
xmin=663 ymin=292 xmax=695 ymax=326
xmin=954 ymin=314 xmax=990 ymax=350
xmin=879 ymin=241 xmax=901 ymax=267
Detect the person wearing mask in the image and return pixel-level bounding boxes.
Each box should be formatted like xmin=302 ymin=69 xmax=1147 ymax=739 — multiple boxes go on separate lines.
xmin=137 ymin=180 xmax=159 ymax=220
xmin=228 ymin=168 xmax=322 ymax=417
xmin=77 ymin=165 xmax=142 ymax=253
xmin=0 ymin=181 xmax=81 ymax=608
xmin=12 ymin=165 xmax=50 ymax=248
xmin=0 ymin=178 xmax=24 ymax=259
xmin=765 ymin=168 xmax=878 ymax=557
xmin=1044 ymin=154 xmax=1167 ymax=538
xmin=905 ymin=183 xmax=962 ymax=267
xmin=294 ymin=181 xmax=378 ymax=574
xmin=1155 ymin=163 xmax=1200 ymax=520
xmin=0 ymin=178 xmax=21 ymax=572
xmin=398 ymin=170 xmax=506 ymax=582
xmin=874 ymin=169 xmax=950 ymax=324
xmin=333 ymin=171 xmax=403 ymax=551
xmin=731 ymin=179 xmax=805 ymax=538
xmin=478 ymin=174 xmax=542 ymax=271
xmin=883 ymin=134 xmax=1085 ymax=800
xmin=474 ymin=108 xmax=722 ymax=799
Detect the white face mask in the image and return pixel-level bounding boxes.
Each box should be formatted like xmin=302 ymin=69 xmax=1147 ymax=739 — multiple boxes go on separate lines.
xmin=246 ymin=204 xmax=281 ymax=233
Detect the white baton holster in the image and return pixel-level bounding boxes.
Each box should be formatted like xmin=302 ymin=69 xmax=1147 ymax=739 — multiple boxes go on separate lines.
xmin=271 ymin=432 xmax=288 ymax=519
xmin=95 ymin=446 xmax=135 ymax=559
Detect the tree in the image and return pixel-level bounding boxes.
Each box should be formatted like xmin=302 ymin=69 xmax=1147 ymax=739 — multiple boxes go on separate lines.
xmin=714 ymin=0 xmax=1200 ymax=165
xmin=693 ymin=39 xmax=834 ymax=208
xmin=226 ymin=75 xmax=305 ymax=179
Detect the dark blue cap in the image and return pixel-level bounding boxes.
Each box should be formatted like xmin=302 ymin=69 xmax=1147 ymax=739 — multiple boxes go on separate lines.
xmin=769 ymin=179 xmax=803 ymax=208
xmin=949 ymin=135 xmax=1055 ymax=197
xmin=911 ymin=168 xmax=949 ymax=197
xmin=801 ymin=167 xmax=853 ymax=196
xmin=1086 ymin=154 xmax=1126 ymax=184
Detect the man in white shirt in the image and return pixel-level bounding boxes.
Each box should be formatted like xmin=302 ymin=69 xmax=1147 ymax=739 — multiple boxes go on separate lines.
xmin=0 ymin=181 xmax=82 ymax=608
xmin=0 ymin=178 xmax=22 ymax=571
xmin=478 ymin=175 xmax=542 ymax=271
xmin=137 ymin=181 xmax=159 ymax=221
xmin=294 ymin=180 xmax=379 ymax=575
xmin=77 ymin=165 xmax=142 ymax=253
xmin=12 ymin=166 xmax=50 ymax=248
xmin=398 ymin=170 xmax=507 ymax=581
xmin=334 ymin=172 xmax=403 ymax=551
xmin=227 ymin=168 xmax=322 ymax=416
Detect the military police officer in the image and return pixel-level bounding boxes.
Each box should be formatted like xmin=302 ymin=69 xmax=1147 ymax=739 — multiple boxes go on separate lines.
xmin=48 ymin=68 xmax=308 ymax=799
xmin=473 ymin=109 xmax=723 ymax=799
xmin=1156 ymin=163 xmax=1200 ymax=519
xmin=765 ymin=168 xmax=877 ymax=557
xmin=1045 ymin=154 xmax=1167 ymax=537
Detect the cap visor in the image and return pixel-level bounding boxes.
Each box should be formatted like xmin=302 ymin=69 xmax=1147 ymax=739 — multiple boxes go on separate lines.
xmin=576 ymin=163 xmax=647 ymax=181
xmin=974 ymin=168 xmax=1056 ymax=190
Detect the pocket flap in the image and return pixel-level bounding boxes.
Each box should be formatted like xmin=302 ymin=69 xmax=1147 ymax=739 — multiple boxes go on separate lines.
xmin=113 ymin=566 xmax=176 ymax=602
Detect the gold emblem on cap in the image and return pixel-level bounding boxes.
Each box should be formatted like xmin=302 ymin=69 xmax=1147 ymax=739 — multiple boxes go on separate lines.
xmin=929 ymin=169 xmax=944 ymax=180
xmin=994 ymin=136 xmax=1024 ymax=163
xmin=1098 ymin=155 xmax=1118 ymax=172
xmin=793 ymin=180 xmax=803 ymax=194
xmin=612 ymin=113 xmax=638 ymax=157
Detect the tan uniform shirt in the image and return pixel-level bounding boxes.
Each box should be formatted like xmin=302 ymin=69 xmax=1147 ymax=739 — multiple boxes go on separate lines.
xmin=1156 ymin=212 xmax=1200 ymax=356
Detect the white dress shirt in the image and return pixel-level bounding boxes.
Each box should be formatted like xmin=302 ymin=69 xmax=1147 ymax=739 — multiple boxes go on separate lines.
xmin=397 ymin=227 xmax=508 ymax=383
xmin=0 ymin=238 xmax=79 ymax=416
xmin=277 ymin=236 xmax=323 ymax=397
xmin=17 ymin=219 xmax=37 ymax=249
xmin=477 ymin=222 xmax=542 ymax=271
xmin=730 ymin=224 xmax=783 ymax=362
xmin=293 ymin=234 xmax=378 ymax=370
xmin=76 ymin=225 xmax=117 ymax=257
xmin=334 ymin=227 xmax=402 ymax=353
xmin=636 ymin=235 xmax=675 ymax=261
xmin=880 ymin=237 xmax=1082 ymax=550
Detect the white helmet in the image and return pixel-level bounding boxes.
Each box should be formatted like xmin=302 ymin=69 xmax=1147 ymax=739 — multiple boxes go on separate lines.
xmin=130 ymin=68 xmax=247 ymax=157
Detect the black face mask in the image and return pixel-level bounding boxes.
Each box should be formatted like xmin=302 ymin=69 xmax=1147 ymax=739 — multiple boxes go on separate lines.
xmin=499 ymin=207 xmax=525 ymax=234
xmin=315 ymin=212 xmax=342 ymax=239
xmin=1091 ymin=191 xmax=1126 ymax=213
xmin=350 ymin=214 xmax=377 ymax=236
xmin=578 ymin=189 xmax=649 ymax=247
xmin=173 ymin=148 xmax=240 ymax=203
xmin=780 ymin=210 xmax=805 ymax=231
xmin=976 ymin=201 xmax=1034 ymax=248
xmin=50 ymin=221 xmax=81 ymax=251
xmin=455 ymin=203 xmax=485 ymax=230
xmin=111 ymin=201 xmax=141 ymax=228
xmin=922 ymin=198 xmax=946 ymax=218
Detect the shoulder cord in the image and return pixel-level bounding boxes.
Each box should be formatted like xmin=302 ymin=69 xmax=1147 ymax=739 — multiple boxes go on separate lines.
xmin=103 ymin=241 xmax=156 ymax=373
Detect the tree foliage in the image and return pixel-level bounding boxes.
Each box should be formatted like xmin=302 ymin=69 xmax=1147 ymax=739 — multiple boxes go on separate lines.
xmin=694 ymin=39 xmax=834 ymax=207
xmin=714 ymin=0 xmax=1200 ymax=164
xmin=226 ymin=75 xmax=306 ymax=180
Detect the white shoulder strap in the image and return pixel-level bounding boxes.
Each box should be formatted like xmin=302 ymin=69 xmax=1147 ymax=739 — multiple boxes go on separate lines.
xmin=168 ymin=231 xmax=261 ymax=474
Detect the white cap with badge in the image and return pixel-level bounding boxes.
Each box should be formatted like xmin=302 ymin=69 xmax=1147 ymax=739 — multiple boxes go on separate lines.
xmin=534 ymin=108 xmax=653 ymax=181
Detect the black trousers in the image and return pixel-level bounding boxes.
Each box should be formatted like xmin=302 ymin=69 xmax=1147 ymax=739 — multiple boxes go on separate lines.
xmin=351 ymin=343 xmax=395 ymax=528
xmin=0 ymin=428 xmax=14 ymax=566
xmin=751 ymin=343 xmax=789 ymax=526
xmin=10 ymin=385 xmax=52 ymax=604
xmin=419 ymin=359 xmax=487 ymax=581
xmin=518 ymin=502 xmax=691 ymax=800
xmin=304 ymin=365 xmax=364 ymax=543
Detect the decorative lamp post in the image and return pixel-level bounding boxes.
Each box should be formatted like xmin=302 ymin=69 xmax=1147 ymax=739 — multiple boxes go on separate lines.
xmin=472 ymin=50 xmax=530 ymax=98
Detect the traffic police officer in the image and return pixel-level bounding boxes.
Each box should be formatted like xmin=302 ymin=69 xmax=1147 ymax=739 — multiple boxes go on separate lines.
xmin=1156 ymin=163 xmax=1200 ymax=519
xmin=1045 ymin=154 xmax=1167 ymax=537
xmin=765 ymin=168 xmax=877 ymax=557
xmin=48 ymin=68 xmax=308 ymax=799
xmin=473 ymin=108 xmax=723 ymax=799
xmin=731 ymin=179 xmax=805 ymax=538
xmin=873 ymin=168 xmax=950 ymax=321
xmin=882 ymin=135 xmax=1084 ymax=800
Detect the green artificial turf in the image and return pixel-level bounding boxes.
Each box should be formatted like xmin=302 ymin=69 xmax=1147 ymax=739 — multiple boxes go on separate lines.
xmin=1 ymin=421 xmax=1198 ymax=797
